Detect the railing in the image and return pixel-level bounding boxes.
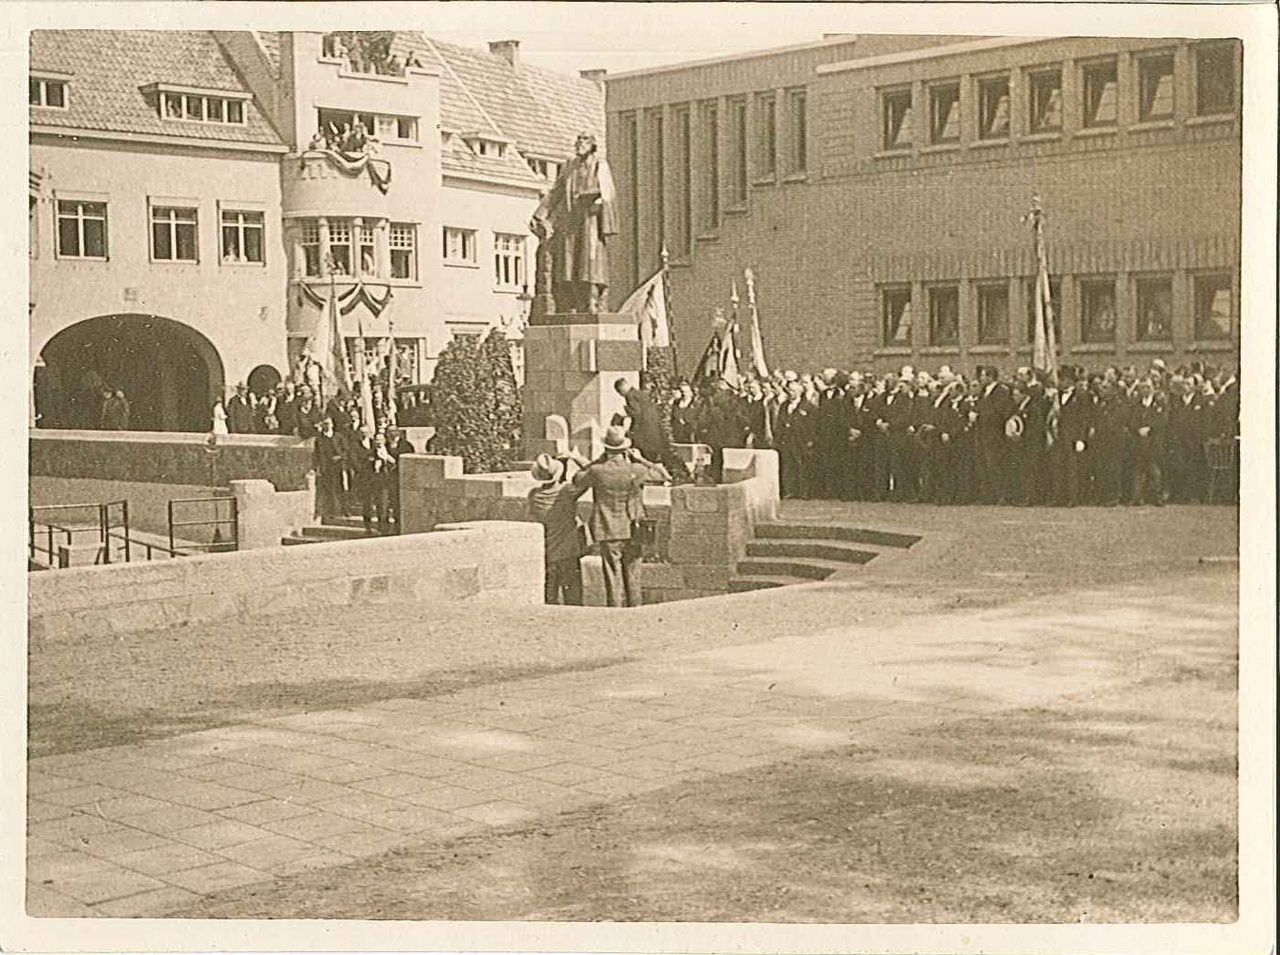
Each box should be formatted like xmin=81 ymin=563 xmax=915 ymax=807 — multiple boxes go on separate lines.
xmin=29 ymin=501 xmax=128 ymax=568
xmin=168 ymin=496 xmax=238 ymax=555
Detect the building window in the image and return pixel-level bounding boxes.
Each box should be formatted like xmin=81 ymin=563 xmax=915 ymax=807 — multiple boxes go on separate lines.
xmin=319 ymin=108 xmax=417 ymax=146
xmin=220 ymin=209 xmax=264 ymax=264
xmin=151 ymin=205 xmax=198 ymax=262
xmin=357 ymin=223 xmax=376 ymax=276
xmin=301 ymin=221 xmax=321 ymax=276
xmin=327 ymin=220 xmax=352 ymax=274
xmin=672 ymin=106 xmax=692 ymax=256
xmin=473 ymin=138 xmax=506 ymax=158
xmin=977 ymin=75 xmax=1010 ymax=139
xmin=727 ymin=98 xmax=746 ymax=206
xmin=390 ymin=223 xmax=417 ymax=280
xmin=1079 ymin=278 xmax=1117 ymax=343
xmin=1134 ymin=276 xmax=1173 ymax=342
xmin=756 ymin=93 xmax=776 ymax=178
xmin=160 ymin=90 xmax=245 ymax=124
xmin=1195 ymin=42 xmax=1237 ymax=116
xmin=928 ymin=285 xmax=960 ymax=346
xmin=443 ymin=226 xmax=476 ymax=264
xmin=1138 ymin=52 xmax=1175 ymax=121
xmin=787 ymin=88 xmax=807 ymax=173
xmin=977 ymin=284 xmax=1009 ymax=344
xmin=1028 ymin=68 xmax=1063 ymax=133
xmin=29 ymin=76 xmax=68 ymax=108
xmin=928 ymin=82 xmax=961 ymax=144
xmin=55 ymin=199 xmax=107 ymax=259
xmin=701 ymin=101 xmax=720 ymax=230
xmin=1193 ymin=273 xmax=1233 ymax=340
xmin=526 ymin=156 xmax=559 ymax=180
xmin=651 ymin=109 xmax=667 ymax=243
xmin=1025 ymin=277 xmax=1062 ymax=344
xmin=1082 ymin=59 xmax=1119 ymax=127
xmin=882 ymin=88 xmax=913 ymax=150
xmin=493 ymin=233 xmax=525 ymax=288
xmin=881 ymin=286 xmax=913 ymax=345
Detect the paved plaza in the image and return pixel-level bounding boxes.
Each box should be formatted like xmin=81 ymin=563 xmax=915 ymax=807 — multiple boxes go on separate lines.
xmin=26 ymin=503 xmax=1239 ymax=921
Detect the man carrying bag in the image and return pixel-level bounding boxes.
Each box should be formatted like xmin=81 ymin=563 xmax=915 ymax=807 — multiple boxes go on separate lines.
xmin=572 ymin=426 xmax=669 ymax=608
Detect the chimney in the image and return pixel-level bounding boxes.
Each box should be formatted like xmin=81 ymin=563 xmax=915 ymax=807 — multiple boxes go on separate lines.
xmin=488 ymin=39 xmax=520 ymax=67
xmin=579 ymin=68 xmax=607 ymax=85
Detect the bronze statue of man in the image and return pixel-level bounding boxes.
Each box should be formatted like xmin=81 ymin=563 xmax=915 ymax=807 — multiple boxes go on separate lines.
xmin=530 ymin=132 xmax=617 ymax=314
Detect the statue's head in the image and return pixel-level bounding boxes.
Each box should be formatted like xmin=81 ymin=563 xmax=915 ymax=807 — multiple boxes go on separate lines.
xmin=574 ymin=132 xmax=597 ymax=156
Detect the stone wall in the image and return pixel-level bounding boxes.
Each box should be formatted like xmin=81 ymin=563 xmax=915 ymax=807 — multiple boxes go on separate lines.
xmin=29 ymin=477 xmax=222 ymax=538
xmin=30 ymin=430 xmax=315 ymax=492
xmin=400 ymin=449 xmax=780 ymax=605
xmin=29 ymin=521 xmax=542 ymax=643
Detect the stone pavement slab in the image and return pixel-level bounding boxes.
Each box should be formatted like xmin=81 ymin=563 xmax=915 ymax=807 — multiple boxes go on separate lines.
xmin=27 ymin=578 xmax=1234 ymax=918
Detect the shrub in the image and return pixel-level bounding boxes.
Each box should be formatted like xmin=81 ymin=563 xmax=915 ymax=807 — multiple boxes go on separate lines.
xmin=430 ymin=330 xmax=523 ymax=473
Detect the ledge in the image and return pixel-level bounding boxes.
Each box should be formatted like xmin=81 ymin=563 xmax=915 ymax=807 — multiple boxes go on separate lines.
xmin=723 ymin=205 xmax=749 ymax=217
xmin=1130 ymin=118 xmax=1175 ymax=132
xmin=444 ymin=260 xmax=481 ymax=270
xmin=969 ymin=137 xmax=1011 ymax=150
xmin=874 ymin=148 xmax=914 ymax=159
xmin=1074 ymin=125 xmax=1118 ymax=138
xmin=873 ymin=346 xmax=914 ymax=357
xmin=919 ymin=346 xmax=961 ymax=356
xmin=696 ymin=232 xmax=721 ymax=242
xmin=1184 ymin=340 xmax=1238 ymax=352
xmin=1126 ymin=341 xmax=1176 ymax=353
xmin=969 ymin=344 xmax=1015 ymax=354
xmin=1185 ymin=113 xmax=1236 ymax=127
xmin=1070 ymin=342 xmax=1118 ymax=353
xmin=919 ymin=142 xmax=961 ymax=155
xmin=781 ymin=172 xmax=809 ymax=184
xmin=1022 ymin=131 xmax=1062 ymax=143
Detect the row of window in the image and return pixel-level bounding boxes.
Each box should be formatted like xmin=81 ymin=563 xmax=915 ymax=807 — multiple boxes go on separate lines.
xmin=53 ymin=198 xmax=266 ymax=264
xmin=317 ymin=107 xmax=418 ymax=144
xmin=161 ymin=90 xmax=248 ymax=126
xmin=881 ymin=40 xmax=1237 ymax=151
xmin=879 ymin=272 xmax=1234 ymax=349
xmin=296 ymin=218 xmax=418 ymax=281
xmin=620 ymin=87 xmax=808 ymax=258
xmin=442 ymin=227 xmax=528 ymax=289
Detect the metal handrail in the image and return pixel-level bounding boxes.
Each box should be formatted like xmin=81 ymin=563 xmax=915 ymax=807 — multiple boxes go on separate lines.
xmin=168 ymin=496 xmax=238 ymax=555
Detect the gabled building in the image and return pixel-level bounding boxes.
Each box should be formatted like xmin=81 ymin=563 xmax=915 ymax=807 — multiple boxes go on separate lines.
xmin=30 ymin=29 xmax=604 ymax=431
xmin=29 ymin=30 xmax=289 ymax=431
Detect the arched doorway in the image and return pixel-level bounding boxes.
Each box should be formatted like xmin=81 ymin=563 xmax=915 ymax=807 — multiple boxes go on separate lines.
xmin=247 ymin=363 xmax=282 ymax=397
xmin=36 ymin=314 xmax=225 ymax=432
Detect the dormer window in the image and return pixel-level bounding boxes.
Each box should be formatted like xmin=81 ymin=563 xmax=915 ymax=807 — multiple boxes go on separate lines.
xmin=476 ymin=139 xmax=504 ymax=158
xmin=29 ymin=74 xmax=70 ymax=108
xmin=147 ymin=84 xmax=249 ymax=125
xmin=526 ymin=157 xmax=559 ymax=180
xmin=462 ymin=134 xmax=512 ymax=160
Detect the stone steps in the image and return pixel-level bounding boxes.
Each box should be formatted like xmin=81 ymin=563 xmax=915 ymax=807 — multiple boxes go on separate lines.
xmin=726 ymin=520 xmax=922 ymax=593
xmin=281 ymin=519 xmax=384 ymax=547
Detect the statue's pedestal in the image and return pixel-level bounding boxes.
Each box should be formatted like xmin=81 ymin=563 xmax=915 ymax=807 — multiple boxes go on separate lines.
xmin=521 ymin=311 xmax=642 ymax=460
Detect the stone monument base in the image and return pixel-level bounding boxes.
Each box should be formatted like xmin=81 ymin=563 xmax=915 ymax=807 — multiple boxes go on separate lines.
xmin=521 ymin=311 xmax=642 ymax=460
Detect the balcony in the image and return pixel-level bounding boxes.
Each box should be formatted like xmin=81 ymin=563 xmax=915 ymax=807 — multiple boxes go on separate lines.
xmin=282 ymin=149 xmax=393 ymax=219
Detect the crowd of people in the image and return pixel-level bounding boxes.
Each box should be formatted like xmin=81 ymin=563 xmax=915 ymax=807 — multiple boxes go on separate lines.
xmin=661 ymin=359 xmax=1239 ymax=507
xmin=212 ymin=372 xmax=416 ymax=535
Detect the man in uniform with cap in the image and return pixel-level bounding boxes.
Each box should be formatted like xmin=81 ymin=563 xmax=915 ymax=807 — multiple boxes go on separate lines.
xmin=572 ymin=426 xmax=669 ymax=607
xmin=528 ymin=450 xmax=590 ymax=605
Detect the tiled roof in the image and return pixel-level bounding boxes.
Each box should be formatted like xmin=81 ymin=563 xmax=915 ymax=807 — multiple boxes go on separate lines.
xmin=440 ymin=134 xmax=543 ymax=185
xmin=397 ymin=33 xmax=604 ymax=162
xmin=254 ymin=31 xmax=282 ymax=78
xmin=28 ymin=30 xmax=283 ymax=146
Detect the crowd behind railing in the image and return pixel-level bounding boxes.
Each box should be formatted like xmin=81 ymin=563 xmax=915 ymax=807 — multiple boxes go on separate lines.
xmin=649 ymin=358 xmax=1239 ymax=506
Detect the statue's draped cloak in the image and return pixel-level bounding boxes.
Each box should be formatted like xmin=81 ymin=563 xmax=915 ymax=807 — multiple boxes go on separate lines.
xmin=532 ymin=152 xmax=618 ymax=288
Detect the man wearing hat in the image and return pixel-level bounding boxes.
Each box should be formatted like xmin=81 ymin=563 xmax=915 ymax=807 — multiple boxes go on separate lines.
xmin=528 ymin=450 xmax=590 ymax=605
xmin=572 ymin=426 xmax=669 ymax=607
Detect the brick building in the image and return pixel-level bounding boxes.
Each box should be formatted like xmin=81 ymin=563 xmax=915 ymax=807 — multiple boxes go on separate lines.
xmin=606 ymin=35 xmax=1242 ymax=376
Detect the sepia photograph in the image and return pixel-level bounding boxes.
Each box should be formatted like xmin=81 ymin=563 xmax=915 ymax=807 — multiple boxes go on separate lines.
xmin=5 ymin=2 xmax=1275 ymax=953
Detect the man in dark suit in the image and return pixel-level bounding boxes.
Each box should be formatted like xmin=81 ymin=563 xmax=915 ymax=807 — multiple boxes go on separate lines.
xmin=313 ymin=416 xmax=346 ymax=520
xmin=879 ymin=373 xmax=918 ymax=502
xmin=842 ymin=373 xmax=875 ymax=501
xmin=1128 ymin=377 xmax=1168 ymax=506
xmin=1091 ymin=378 xmax=1130 ymax=506
xmin=974 ymin=366 xmax=1014 ymax=504
xmin=774 ymin=379 xmax=815 ymax=499
xmin=1165 ymin=375 xmax=1209 ymax=503
xmin=226 ymin=383 xmax=256 ymax=434
xmin=572 ymin=426 xmax=668 ymax=607
xmin=1053 ymin=367 xmax=1095 ymax=507
xmin=921 ymin=380 xmax=963 ymax=504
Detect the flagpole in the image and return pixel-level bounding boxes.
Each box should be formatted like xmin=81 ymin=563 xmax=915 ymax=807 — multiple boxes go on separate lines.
xmin=660 ymin=243 xmax=676 ymax=374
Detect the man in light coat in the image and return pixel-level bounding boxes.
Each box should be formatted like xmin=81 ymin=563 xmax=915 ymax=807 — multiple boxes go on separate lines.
xmin=572 ymin=426 xmax=668 ymax=607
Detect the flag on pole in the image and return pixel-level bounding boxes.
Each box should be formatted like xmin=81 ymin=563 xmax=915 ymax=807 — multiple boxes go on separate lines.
xmin=385 ymin=330 xmax=398 ymax=426
xmin=1027 ymin=196 xmax=1059 ymax=380
xmin=305 ymin=265 xmax=352 ymax=398
xmin=718 ymin=314 xmax=741 ymax=389
xmin=691 ymin=308 xmax=728 ymax=390
xmin=354 ymin=315 xmax=375 ymax=428
xmin=620 ymin=268 xmax=671 ymax=351
xmin=743 ymin=268 xmax=769 ymax=379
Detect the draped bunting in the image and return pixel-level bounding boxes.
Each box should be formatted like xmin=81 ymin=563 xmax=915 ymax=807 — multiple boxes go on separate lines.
xmin=299 ymin=278 xmax=394 ymax=317
xmin=304 ymin=148 xmax=392 ymax=195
